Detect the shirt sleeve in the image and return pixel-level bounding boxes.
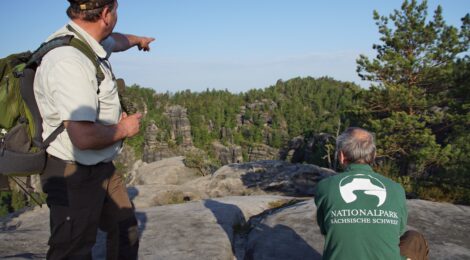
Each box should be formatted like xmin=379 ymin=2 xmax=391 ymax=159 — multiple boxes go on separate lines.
xmin=314 ymin=180 xmax=328 ymax=235
xmin=398 ymin=185 xmax=408 ymax=236
xmin=47 ymin=50 xmax=98 ymax=122
xmin=101 ymin=36 xmax=116 ymax=59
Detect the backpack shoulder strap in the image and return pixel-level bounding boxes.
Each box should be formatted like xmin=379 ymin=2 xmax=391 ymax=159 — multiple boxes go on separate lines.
xmin=69 ymin=38 xmax=105 ymax=88
xmin=26 ymin=31 xmax=105 ymax=89
xmin=26 ymin=35 xmax=74 ymax=69
xmin=22 ymin=31 xmax=105 ymax=150
xmin=66 ymin=25 xmax=105 ymax=88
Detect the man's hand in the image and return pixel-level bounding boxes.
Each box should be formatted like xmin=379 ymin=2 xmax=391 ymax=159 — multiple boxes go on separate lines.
xmin=137 ymin=36 xmax=155 ymax=51
xmin=119 ymin=112 xmax=142 ymax=137
xmin=111 ymin=33 xmax=155 ymax=52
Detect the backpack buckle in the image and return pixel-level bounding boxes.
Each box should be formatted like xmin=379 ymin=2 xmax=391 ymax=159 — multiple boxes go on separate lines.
xmin=0 ymin=137 xmax=5 ymax=156
xmin=12 ymin=69 xmax=24 ymax=78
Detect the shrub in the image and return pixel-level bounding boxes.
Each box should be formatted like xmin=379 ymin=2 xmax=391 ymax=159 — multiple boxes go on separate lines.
xmin=183 ymin=150 xmax=220 ymax=176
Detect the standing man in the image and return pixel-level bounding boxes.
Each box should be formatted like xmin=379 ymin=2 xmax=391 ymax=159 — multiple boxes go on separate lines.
xmin=34 ymin=0 xmax=154 ymax=259
xmin=315 ymin=127 xmax=428 ymax=260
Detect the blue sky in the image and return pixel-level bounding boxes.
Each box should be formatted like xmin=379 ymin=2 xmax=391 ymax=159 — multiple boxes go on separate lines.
xmin=0 ymin=1 xmax=468 ymax=93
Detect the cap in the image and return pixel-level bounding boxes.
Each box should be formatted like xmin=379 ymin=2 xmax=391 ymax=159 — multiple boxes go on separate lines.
xmin=68 ymin=0 xmax=114 ymax=11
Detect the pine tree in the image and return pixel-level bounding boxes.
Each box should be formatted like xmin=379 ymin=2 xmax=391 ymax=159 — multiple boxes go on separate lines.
xmin=356 ymin=0 xmax=469 ymax=177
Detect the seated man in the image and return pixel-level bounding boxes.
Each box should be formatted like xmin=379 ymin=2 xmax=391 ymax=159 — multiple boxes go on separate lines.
xmin=315 ymin=127 xmax=428 ymax=260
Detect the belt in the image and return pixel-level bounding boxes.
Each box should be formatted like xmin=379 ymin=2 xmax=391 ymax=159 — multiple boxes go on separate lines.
xmin=46 ymin=154 xmax=112 ymax=166
xmin=47 ymin=154 xmax=77 ymax=165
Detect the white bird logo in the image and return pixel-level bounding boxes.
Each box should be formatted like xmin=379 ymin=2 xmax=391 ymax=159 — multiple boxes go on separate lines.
xmin=339 ymin=174 xmax=387 ymax=207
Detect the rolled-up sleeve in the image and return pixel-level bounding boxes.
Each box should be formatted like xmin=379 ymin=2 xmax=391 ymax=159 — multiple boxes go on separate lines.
xmin=101 ymin=36 xmax=115 ymax=58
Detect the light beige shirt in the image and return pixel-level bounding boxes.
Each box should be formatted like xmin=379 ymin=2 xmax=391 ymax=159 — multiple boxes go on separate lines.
xmin=34 ymin=21 xmax=122 ymax=165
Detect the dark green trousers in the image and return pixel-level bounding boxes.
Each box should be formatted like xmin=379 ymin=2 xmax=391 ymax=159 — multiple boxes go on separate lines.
xmin=41 ymin=155 xmax=139 ymax=260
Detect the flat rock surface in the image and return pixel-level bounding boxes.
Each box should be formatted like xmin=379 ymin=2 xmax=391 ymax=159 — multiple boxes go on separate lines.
xmin=406 ymin=199 xmax=470 ymax=260
xmin=1 ymin=196 xmax=469 ymax=259
xmin=130 ymin=156 xmax=199 ymax=186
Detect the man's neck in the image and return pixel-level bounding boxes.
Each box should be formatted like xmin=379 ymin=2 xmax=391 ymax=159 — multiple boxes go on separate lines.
xmin=340 ymin=162 xmax=371 ymax=171
xmin=71 ymin=19 xmax=106 ymax=42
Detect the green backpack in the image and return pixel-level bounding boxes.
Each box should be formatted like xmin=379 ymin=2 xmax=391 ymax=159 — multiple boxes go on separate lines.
xmin=0 ymin=32 xmax=104 ymax=177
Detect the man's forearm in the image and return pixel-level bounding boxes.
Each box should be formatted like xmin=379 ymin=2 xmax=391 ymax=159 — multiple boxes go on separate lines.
xmin=65 ymin=121 xmax=127 ymax=150
xmin=111 ymin=33 xmax=154 ymax=52
xmin=111 ymin=32 xmax=133 ymax=52
xmin=65 ymin=112 xmax=142 ymax=150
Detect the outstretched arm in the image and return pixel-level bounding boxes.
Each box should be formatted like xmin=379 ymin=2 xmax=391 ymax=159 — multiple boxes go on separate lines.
xmin=110 ymin=33 xmax=155 ymax=52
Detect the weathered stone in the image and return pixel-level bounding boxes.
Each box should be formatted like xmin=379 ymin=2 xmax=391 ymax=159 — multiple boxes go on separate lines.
xmin=128 ymin=185 xmax=204 ymax=208
xmin=245 ymin=200 xmax=323 ymax=260
xmin=1 ymin=198 xmax=469 ymax=259
xmin=237 ymin=100 xmax=278 ymax=129
xmin=114 ymin=143 xmax=137 ymax=177
xmin=131 ymin=156 xmax=199 ymax=186
xmin=202 ymin=160 xmax=334 ymax=198
xmin=165 ymin=105 xmax=193 ymax=147
xmin=211 ymin=141 xmax=243 ymax=165
xmin=0 ymin=206 xmax=49 ymax=259
xmin=248 ymin=144 xmax=279 ymax=161
xmin=2 ymin=159 xmax=469 ymax=259
xmin=142 ymin=122 xmax=177 ymax=163
xmin=142 ymin=105 xmax=196 ymax=164
xmin=280 ymin=134 xmax=334 ymax=164
xmin=135 ymin=196 xmax=291 ymax=260
xmin=128 ymin=159 xmax=335 ymax=202
xmin=406 ymin=199 xmax=470 ymax=259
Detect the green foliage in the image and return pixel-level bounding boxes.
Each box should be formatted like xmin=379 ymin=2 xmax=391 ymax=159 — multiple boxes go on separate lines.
xmin=369 ymin=112 xmax=451 ymax=176
xmin=418 ymin=184 xmax=470 ymax=205
xmin=441 ymin=57 xmax=470 ymax=186
xmin=0 ymin=191 xmax=12 ymax=217
xmin=183 ymin=150 xmax=220 ymax=176
xmin=120 ymin=85 xmax=172 ymax=156
xmin=355 ymin=0 xmax=469 ymax=203
xmin=156 ymin=77 xmax=359 ymax=167
xmin=267 ymin=199 xmax=303 ymax=210
xmin=114 ymin=0 xmax=469 ymax=205
xmin=269 ymin=77 xmax=359 ymax=137
xmin=357 ymin=0 xmax=469 ymax=93
xmin=11 ymin=190 xmax=26 ymax=211
xmin=157 ymin=190 xmax=187 ymax=205
xmin=125 ymin=134 xmax=144 ymax=159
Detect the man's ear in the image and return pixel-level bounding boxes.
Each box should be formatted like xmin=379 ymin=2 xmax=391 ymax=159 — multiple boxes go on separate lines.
xmin=101 ymin=5 xmax=112 ymax=25
xmin=339 ymin=151 xmax=346 ymax=165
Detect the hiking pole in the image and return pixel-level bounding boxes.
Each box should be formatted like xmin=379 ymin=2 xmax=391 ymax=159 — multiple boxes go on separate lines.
xmin=9 ymin=176 xmax=43 ymax=208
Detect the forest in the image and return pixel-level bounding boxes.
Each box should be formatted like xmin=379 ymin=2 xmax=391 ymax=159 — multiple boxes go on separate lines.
xmin=1 ymin=0 xmax=469 ymax=215
xmin=122 ymin=0 xmax=469 ymax=204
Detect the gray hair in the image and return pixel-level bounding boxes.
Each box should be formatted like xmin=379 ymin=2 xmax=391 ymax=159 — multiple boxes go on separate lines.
xmin=336 ymin=127 xmax=376 ymax=164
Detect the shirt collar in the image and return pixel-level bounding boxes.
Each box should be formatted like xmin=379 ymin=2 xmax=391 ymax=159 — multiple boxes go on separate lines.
xmin=68 ymin=21 xmax=108 ymax=59
xmin=344 ymin=163 xmax=374 ymax=173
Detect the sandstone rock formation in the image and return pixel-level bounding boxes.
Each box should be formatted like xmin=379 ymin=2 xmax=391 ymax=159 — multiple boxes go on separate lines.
xmin=211 ymin=141 xmax=244 ymax=165
xmin=142 ymin=105 xmax=193 ymax=164
xmin=280 ymin=134 xmax=334 ymax=164
xmin=247 ymin=144 xmax=279 ymax=161
xmin=165 ymin=105 xmax=193 ymax=147
xmin=1 ymin=159 xmax=469 ymax=259
xmin=127 ymin=158 xmax=335 ymax=206
xmin=131 ymin=156 xmax=199 ymax=186
xmin=143 ymin=122 xmax=178 ymax=163
xmin=114 ymin=143 xmax=137 ymax=177
xmin=1 ymin=197 xmax=469 ymax=259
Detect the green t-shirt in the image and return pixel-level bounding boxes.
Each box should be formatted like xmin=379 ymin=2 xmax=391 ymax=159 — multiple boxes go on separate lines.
xmin=315 ymin=164 xmax=407 ymax=260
